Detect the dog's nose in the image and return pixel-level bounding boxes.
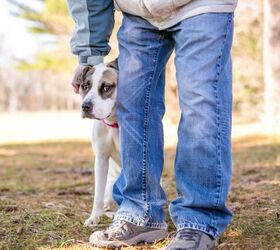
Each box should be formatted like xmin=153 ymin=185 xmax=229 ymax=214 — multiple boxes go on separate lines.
xmin=82 ymin=101 xmax=93 ymax=113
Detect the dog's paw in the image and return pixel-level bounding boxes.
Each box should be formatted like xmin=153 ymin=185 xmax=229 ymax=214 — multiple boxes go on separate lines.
xmin=84 ymin=215 xmax=101 ymax=227
xmin=105 ymin=211 xmax=115 ymax=219
xmin=103 ymin=200 xmax=117 ymax=212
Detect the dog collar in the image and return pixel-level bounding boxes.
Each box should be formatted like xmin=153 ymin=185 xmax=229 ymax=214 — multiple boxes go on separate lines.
xmin=101 ymin=119 xmax=119 ymax=128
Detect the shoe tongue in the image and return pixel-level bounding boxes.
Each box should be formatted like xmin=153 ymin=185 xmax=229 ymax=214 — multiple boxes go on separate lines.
xmin=107 ymin=220 xmax=124 ymax=230
xmin=105 ymin=220 xmax=129 ymax=239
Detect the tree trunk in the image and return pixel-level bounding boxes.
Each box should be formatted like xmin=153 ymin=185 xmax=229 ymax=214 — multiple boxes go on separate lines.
xmin=263 ymin=0 xmax=280 ymax=125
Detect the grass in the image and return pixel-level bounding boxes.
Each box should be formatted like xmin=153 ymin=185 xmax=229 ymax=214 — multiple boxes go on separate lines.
xmin=0 ymin=136 xmax=280 ymax=250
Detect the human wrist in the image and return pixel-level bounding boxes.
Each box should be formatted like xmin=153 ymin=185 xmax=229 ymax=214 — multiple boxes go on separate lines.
xmin=79 ymin=55 xmax=104 ymax=66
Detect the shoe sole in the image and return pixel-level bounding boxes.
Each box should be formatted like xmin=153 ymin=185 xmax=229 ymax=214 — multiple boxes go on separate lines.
xmin=92 ymin=229 xmax=168 ymax=248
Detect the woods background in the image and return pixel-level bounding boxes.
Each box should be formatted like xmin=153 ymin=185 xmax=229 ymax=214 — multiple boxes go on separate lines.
xmin=0 ymin=0 xmax=279 ymax=125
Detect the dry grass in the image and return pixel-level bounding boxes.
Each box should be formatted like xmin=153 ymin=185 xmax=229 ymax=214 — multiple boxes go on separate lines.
xmin=0 ymin=135 xmax=280 ymax=250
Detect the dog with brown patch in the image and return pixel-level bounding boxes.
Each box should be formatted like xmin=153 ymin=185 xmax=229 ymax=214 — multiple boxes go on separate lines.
xmin=78 ymin=59 xmax=121 ymax=226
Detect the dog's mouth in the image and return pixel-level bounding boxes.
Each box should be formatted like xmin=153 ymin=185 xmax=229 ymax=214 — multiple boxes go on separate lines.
xmin=82 ymin=112 xmax=111 ymax=120
xmin=82 ymin=103 xmax=116 ymax=120
xmin=82 ymin=114 xmax=97 ymax=119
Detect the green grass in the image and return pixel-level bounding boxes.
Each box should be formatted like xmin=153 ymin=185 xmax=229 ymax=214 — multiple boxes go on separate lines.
xmin=0 ymin=137 xmax=280 ymax=249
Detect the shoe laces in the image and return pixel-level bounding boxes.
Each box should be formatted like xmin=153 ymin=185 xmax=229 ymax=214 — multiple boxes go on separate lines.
xmin=175 ymin=229 xmax=201 ymax=242
xmin=105 ymin=220 xmax=133 ymax=239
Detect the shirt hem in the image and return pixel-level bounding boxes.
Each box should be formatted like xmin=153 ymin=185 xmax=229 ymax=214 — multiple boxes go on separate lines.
xmin=145 ymin=5 xmax=237 ymax=30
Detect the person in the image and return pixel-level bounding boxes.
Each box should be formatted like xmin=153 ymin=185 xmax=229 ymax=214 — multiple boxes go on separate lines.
xmin=67 ymin=0 xmax=237 ymax=249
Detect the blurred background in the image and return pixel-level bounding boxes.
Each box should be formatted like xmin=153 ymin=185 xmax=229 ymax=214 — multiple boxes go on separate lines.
xmin=0 ymin=0 xmax=279 ymax=143
xmin=0 ymin=1 xmax=279 ymax=249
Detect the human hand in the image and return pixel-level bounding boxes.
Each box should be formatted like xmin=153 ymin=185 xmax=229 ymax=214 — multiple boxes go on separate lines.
xmin=71 ymin=64 xmax=87 ymax=94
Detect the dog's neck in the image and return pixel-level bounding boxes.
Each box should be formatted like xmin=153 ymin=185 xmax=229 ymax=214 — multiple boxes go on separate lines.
xmin=101 ymin=114 xmax=118 ymax=128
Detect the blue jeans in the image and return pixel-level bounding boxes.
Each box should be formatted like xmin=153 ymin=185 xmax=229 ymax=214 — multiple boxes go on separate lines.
xmin=113 ymin=12 xmax=234 ymax=239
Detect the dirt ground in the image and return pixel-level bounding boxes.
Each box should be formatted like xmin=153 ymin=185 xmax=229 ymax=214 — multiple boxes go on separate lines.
xmin=0 ymin=134 xmax=280 ymax=249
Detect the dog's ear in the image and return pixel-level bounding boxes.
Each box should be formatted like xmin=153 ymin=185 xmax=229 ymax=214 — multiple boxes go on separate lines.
xmin=78 ymin=66 xmax=95 ymax=84
xmin=107 ymin=59 xmax=118 ymax=71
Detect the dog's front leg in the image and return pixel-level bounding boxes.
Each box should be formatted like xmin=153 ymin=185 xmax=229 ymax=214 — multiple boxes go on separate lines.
xmin=84 ymin=156 xmax=109 ymax=226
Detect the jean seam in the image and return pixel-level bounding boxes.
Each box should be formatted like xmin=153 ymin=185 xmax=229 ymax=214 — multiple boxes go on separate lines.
xmin=141 ymin=34 xmax=165 ymax=224
xmin=212 ymin=13 xmax=233 ymax=232
xmin=114 ymin=214 xmax=168 ymax=229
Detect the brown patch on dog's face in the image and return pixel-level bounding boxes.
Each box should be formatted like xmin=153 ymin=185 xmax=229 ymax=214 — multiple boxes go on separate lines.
xmin=107 ymin=59 xmax=118 ymax=71
xmin=79 ymin=66 xmax=95 ymax=98
xmin=98 ymin=69 xmax=117 ymax=100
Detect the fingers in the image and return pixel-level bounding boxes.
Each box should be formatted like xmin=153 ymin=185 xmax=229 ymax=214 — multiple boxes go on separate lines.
xmin=73 ymin=83 xmax=80 ymax=94
xmin=72 ymin=64 xmax=86 ymax=94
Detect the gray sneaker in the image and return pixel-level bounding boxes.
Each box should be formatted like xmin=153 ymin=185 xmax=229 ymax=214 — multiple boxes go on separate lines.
xmin=164 ymin=229 xmax=216 ymax=250
xmin=89 ymin=220 xmax=168 ymax=248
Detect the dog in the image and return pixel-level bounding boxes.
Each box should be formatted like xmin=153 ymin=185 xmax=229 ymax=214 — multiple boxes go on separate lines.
xmin=78 ymin=59 xmax=121 ymax=226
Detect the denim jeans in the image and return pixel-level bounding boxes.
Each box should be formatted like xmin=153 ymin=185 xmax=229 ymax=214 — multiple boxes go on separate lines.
xmin=113 ymin=12 xmax=234 ymax=239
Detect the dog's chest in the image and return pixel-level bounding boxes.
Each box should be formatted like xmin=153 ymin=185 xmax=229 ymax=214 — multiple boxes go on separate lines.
xmin=92 ymin=120 xmax=119 ymax=157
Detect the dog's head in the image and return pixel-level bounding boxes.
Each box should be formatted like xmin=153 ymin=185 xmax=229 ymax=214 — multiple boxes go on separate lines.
xmin=78 ymin=59 xmax=118 ymax=119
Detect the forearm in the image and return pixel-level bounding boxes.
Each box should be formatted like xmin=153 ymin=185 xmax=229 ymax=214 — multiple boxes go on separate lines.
xmin=67 ymin=0 xmax=115 ymax=65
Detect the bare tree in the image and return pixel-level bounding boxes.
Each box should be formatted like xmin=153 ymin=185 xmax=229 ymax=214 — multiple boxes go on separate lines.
xmin=263 ymin=0 xmax=280 ymax=125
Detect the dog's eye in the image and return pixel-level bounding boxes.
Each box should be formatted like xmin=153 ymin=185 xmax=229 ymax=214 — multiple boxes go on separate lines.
xmin=81 ymin=83 xmax=90 ymax=91
xmin=102 ymin=85 xmax=112 ymax=93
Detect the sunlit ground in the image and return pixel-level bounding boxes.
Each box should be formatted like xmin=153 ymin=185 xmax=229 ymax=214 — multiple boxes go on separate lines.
xmin=1 ymin=111 xmax=279 ymax=145
xmin=0 ymin=112 xmax=280 ymax=249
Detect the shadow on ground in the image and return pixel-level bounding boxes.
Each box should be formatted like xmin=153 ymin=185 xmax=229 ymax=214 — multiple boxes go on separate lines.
xmin=0 ymin=137 xmax=279 ymax=249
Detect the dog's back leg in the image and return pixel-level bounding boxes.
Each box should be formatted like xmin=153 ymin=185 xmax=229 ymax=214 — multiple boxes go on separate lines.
xmin=104 ymin=158 xmax=121 ymax=214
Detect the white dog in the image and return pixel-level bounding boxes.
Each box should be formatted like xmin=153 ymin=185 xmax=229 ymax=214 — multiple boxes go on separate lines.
xmin=78 ymin=60 xmax=121 ymax=226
